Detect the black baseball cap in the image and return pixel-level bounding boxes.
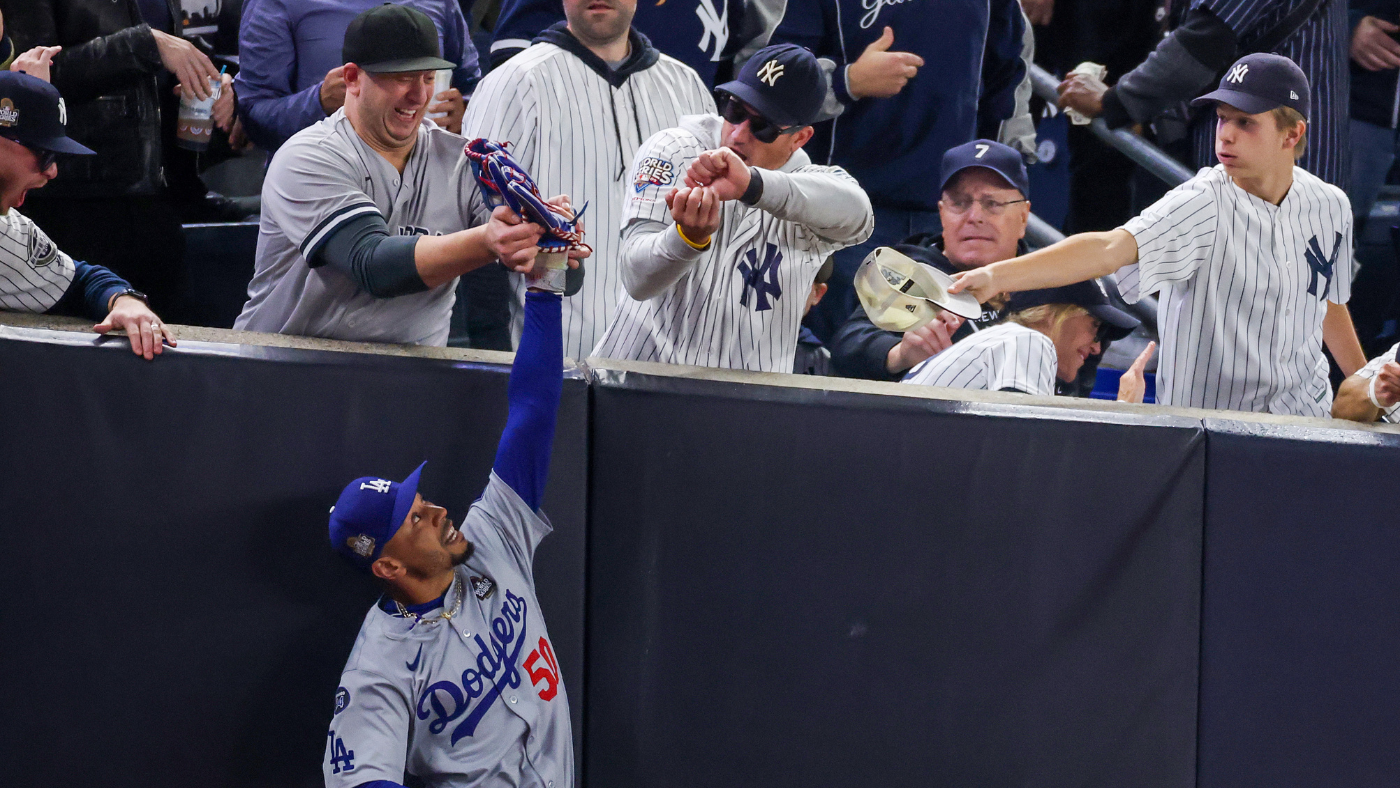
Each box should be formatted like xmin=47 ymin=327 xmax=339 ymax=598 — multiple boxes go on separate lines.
xmin=1006 ymin=280 xmax=1139 ymax=341
xmin=0 ymin=72 xmax=94 ymax=155
xmin=1192 ymin=52 xmax=1310 ymax=121
xmin=939 ymin=139 xmax=1029 ymax=196
xmin=343 ymin=4 xmax=456 ymax=73
xmin=715 ymin=44 xmax=826 ymax=128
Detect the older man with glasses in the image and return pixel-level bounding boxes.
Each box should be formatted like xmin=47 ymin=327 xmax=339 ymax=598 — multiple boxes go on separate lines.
xmin=829 ymin=139 xmax=1034 ymax=381
xmin=591 ymin=43 xmax=874 ymax=373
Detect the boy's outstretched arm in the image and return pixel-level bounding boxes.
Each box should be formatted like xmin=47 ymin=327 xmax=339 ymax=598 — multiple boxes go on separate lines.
xmin=949 ymin=229 xmax=1140 ymax=303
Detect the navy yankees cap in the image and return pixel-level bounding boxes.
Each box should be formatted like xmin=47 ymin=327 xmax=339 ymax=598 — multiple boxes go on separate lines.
xmin=1006 ymin=280 xmax=1139 ymax=341
xmin=0 ymin=72 xmax=94 ymax=155
xmin=1192 ymin=53 xmax=1310 ymax=121
xmin=328 ymin=461 xmax=425 ymax=571
xmin=343 ymin=4 xmax=455 ymax=73
xmin=939 ymin=139 xmax=1029 ymax=197
xmin=716 ymin=44 xmax=826 ymax=129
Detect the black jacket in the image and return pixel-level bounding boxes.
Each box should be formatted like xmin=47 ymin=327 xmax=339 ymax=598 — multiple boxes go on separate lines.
xmin=1 ymin=0 xmax=175 ymax=197
xmin=829 ymin=236 xmax=1015 ymax=382
xmin=1351 ymin=0 xmax=1400 ymax=128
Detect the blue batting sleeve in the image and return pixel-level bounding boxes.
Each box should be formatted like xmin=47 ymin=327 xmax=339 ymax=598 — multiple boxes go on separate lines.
xmin=49 ymin=260 xmax=131 ymax=321
xmin=492 ymin=291 xmax=563 ymax=511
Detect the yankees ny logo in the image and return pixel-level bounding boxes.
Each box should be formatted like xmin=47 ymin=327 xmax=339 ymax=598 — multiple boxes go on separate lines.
xmin=695 ymin=0 xmax=729 ymax=62
xmin=1226 ymin=63 xmax=1249 ymax=84
xmin=1303 ymin=232 xmax=1342 ymax=299
xmin=738 ymin=243 xmax=783 ymax=310
xmin=360 ymin=479 xmax=392 ymax=494
xmin=757 ymin=59 xmax=784 ymax=87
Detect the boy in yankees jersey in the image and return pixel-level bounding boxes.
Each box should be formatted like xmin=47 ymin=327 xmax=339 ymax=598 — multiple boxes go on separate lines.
xmin=951 ymin=53 xmax=1367 ymax=417
xmin=591 ymin=44 xmax=874 ymax=372
xmin=324 ymin=283 xmax=573 ymax=788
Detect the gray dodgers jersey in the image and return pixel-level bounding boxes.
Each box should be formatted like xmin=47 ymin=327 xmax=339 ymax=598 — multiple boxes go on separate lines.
xmin=0 ymin=209 xmax=75 ymax=313
xmin=902 ymin=322 xmax=1057 ymax=396
xmin=462 ymin=41 xmax=714 ymax=360
xmin=591 ymin=114 xmax=873 ymax=372
xmin=325 ymin=473 xmax=572 ymax=788
xmin=236 ymin=111 xmax=490 ymax=346
xmin=1118 ymin=165 xmax=1353 ymax=417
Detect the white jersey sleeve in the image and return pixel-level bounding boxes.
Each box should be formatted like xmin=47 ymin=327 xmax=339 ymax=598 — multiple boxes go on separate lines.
xmin=986 ymin=332 xmax=1058 ymax=395
xmin=463 ymin=472 xmax=555 ymax=578
xmin=0 ymin=210 xmax=77 ymax=314
xmin=624 ymin=127 xmax=704 ymax=228
xmin=324 ymin=669 xmax=411 ymax=787
xmin=1117 ymin=173 xmax=1220 ymax=303
xmin=262 ymin=138 xmax=382 ymax=264
xmin=1354 ymin=342 xmax=1400 ymax=423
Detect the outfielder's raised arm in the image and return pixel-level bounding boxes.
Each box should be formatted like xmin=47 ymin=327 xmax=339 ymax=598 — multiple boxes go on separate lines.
xmin=492 ymin=291 xmax=564 ymax=512
xmin=948 ymin=229 xmax=1139 ymax=303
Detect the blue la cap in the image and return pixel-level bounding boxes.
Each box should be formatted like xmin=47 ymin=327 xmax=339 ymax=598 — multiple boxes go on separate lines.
xmin=1006 ymin=280 xmax=1140 ymax=342
xmin=0 ymin=72 xmax=95 ymax=155
xmin=1191 ymin=52 xmax=1310 ymax=121
xmin=328 ymin=461 xmax=425 ymax=571
xmin=939 ymin=139 xmax=1029 ymax=197
xmin=715 ymin=44 xmax=826 ymax=129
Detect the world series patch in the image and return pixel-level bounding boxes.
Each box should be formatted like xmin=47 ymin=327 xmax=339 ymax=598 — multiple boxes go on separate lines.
xmin=634 ymin=157 xmax=675 ymax=192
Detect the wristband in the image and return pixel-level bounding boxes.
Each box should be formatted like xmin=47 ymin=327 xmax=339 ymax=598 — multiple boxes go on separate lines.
xmin=1368 ymin=374 xmax=1388 ymax=411
xmin=675 ymin=223 xmax=711 ymax=251
xmin=739 ymin=169 xmax=764 ymax=205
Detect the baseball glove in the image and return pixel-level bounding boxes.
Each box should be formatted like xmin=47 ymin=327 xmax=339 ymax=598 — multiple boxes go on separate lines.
xmin=465 ymin=139 xmax=589 ymax=296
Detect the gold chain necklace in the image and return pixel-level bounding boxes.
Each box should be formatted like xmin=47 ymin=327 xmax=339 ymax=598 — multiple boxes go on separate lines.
xmin=394 ymin=575 xmax=463 ymax=626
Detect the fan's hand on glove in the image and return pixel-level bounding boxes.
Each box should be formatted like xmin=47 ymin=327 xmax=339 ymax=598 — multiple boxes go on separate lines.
xmin=684 ymin=148 xmax=750 ymax=202
xmin=543 ymin=195 xmax=588 ymax=267
xmin=886 ymin=311 xmax=963 ymax=374
xmin=95 ymin=295 xmax=178 ymax=361
xmin=486 ymin=206 xmax=546 ymax=273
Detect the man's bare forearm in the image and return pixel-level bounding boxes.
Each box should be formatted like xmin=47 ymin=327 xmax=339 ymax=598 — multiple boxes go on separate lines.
xmin=986 ymin=229 xmax=1138 ymax=293
xmin=1323 ymin=302 xmax=1366 ymax=378
xmin=414 ymin=227 xmax=496 ymax=289
xmin=1333 ymin=375 xmax=1381 ymax=423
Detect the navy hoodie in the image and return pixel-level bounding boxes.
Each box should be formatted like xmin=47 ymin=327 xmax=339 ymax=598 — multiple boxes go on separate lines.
xmin=772 ymin=0 xmax=1026 ymax=211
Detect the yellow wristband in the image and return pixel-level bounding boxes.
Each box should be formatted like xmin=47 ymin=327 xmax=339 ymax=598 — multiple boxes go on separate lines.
xmin=675 ymin=223 xmax=711 ymax=251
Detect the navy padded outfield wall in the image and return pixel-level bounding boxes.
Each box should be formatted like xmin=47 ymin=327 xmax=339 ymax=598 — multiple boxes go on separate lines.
xmin=586 ymin=370 xmax=1205 ymax=788
xmin=1198 ymin=420 xmax=1400 ymax=788
xmin=0 ymin=331 xmax=589 ymax=788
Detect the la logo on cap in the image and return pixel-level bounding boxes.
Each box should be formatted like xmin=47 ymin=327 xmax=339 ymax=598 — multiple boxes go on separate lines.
xmin=757 ymin=59 xmax=784 ymax=87
xmin=0 ymin=98 xmax=18 ymax=128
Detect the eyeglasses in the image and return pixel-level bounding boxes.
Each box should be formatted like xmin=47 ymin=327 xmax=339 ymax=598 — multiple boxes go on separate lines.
xmin=718 ymin=95 xmax=802 ymax=144
xmin=941 ymin=196 xmax=1029 ymax=216
xmin=24 ymin=144 xmax=57 ymax=172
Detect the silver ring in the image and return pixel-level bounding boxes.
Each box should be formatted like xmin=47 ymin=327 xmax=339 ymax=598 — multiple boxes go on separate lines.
xmin=150 ymin=322 xmax=160 ymax=332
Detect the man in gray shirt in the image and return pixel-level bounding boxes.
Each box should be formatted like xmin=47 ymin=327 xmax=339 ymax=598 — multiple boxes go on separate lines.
xmin=236 ymin=4 xmax=573 ymax=346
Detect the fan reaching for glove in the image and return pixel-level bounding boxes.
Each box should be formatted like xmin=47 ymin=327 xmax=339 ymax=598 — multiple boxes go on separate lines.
xmin=466 ymin=139 xmax=590 ymax=295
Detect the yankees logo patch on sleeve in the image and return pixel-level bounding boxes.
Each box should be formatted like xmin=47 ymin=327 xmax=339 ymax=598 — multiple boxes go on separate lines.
xmin=28 ymin=229 xmax=57 ymax=269
xmin=634 ymin=157 xmax=675 ymax=192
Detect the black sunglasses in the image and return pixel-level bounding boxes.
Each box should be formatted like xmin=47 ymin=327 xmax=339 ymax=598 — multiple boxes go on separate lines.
xmin=24 ymin=144 xmax=57 ymax=171
xmin=718 ymin=95 xmax=802 ymax=144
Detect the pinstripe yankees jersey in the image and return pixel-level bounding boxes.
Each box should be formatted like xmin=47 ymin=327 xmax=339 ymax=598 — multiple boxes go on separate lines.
xmin=0 ymin=209 xmax=74 ymax=313
xmin=1118 ymin=165 xmax=1352 ymax=417
xmin=461 ymin=34 xmax=714 ymax=360
xmin=234 ymin=111 xmax=490 ymax=346
xmin=901 ymin=323 xmax=1057 ymax=396
xmin=1353 ymin=342 xmax=1400 ymax=424
xmin=325 ymin=474 xmax=571 ymax=788
xmin=591 ymin=114 xmax=874 ymax=372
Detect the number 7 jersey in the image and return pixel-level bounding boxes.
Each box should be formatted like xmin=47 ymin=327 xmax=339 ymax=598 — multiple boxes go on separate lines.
xmin=324 ymin=473 xmax=571 ymax=788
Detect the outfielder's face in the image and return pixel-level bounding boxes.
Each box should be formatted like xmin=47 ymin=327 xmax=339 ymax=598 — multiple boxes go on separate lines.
xmin=0 ymin=136 xmax=57 ymax=213
xmin=1049 ymin=313 xmax=1102 ymax=383
xmin=382 ymin=493 xmax=473 ymax=580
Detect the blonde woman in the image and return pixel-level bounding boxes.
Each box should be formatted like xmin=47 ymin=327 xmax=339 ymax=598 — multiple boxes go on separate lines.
xmin=902 ymin=281 xmax=1154 ymax=402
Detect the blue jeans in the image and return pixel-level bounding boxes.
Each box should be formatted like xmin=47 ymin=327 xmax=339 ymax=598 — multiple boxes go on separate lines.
xmin=1348 ymin=118 xmax=1400 ymax=232
xmin=807 ymin=206 xmax=943 ymax=344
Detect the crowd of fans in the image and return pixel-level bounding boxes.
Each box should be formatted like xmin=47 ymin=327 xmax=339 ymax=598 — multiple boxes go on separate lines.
xmin=2 ymin=0 xmax=1400 ymax=426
